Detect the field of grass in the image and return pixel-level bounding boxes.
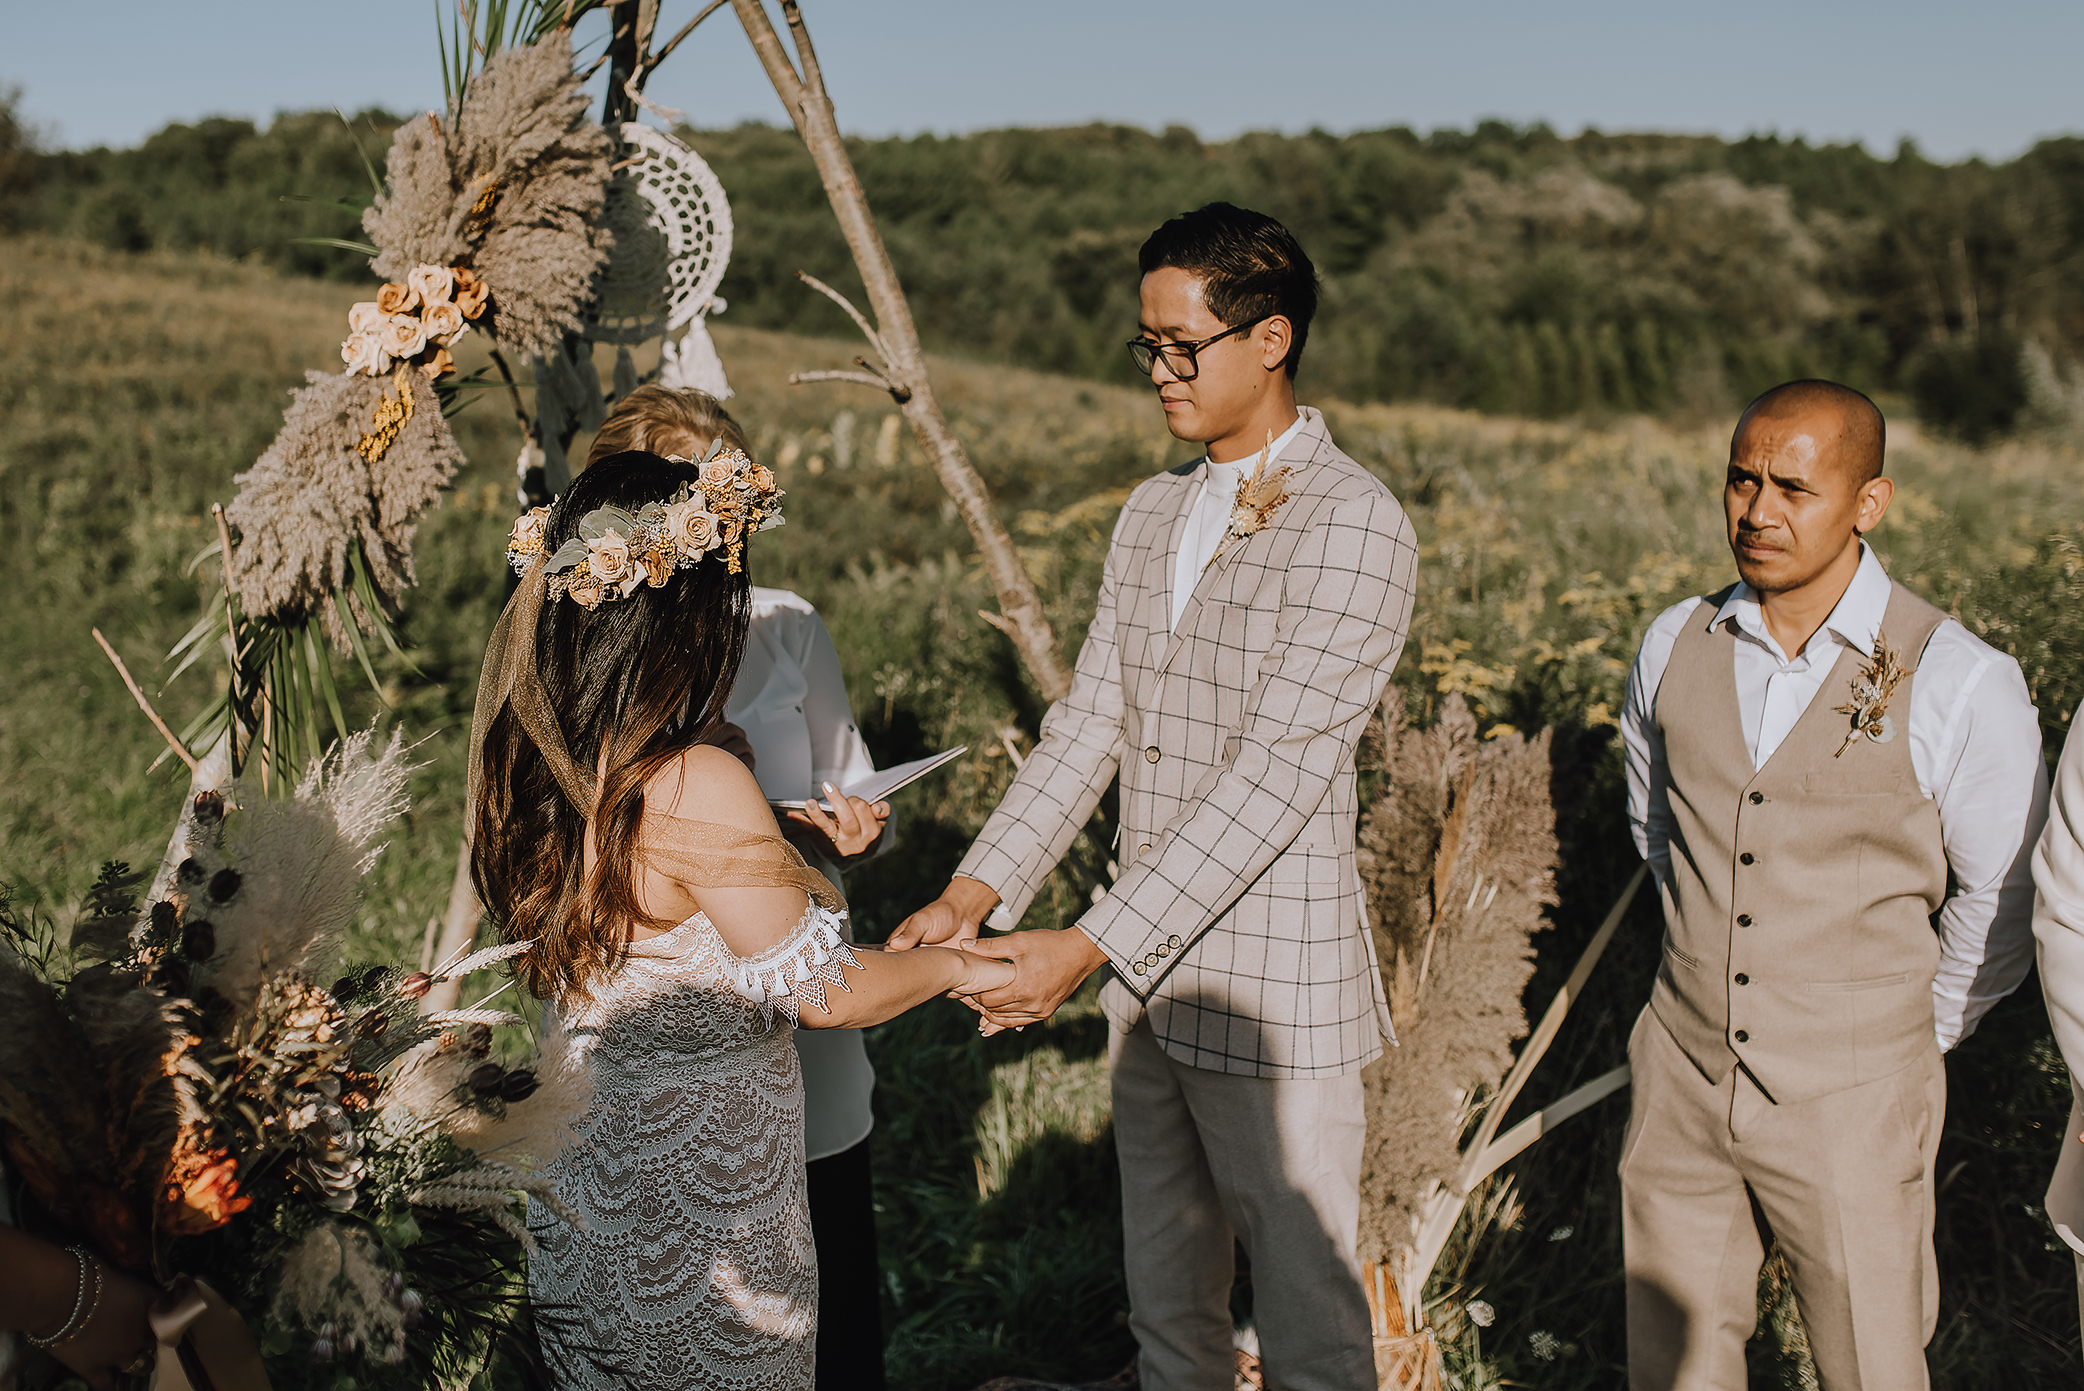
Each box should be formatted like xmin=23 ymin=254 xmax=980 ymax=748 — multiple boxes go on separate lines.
xmin=6 ymin=234 xmax=2084 ymax=1387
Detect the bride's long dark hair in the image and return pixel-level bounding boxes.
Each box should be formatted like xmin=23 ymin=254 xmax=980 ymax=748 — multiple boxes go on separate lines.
xmin=471 ymin=451 xmax=751 ymax=1001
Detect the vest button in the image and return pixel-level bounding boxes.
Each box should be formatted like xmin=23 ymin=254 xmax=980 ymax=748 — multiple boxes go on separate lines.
xmin=1749 ymin=791 xmax=1764 ymax=805
xmin=1736 ymin=913 xmax=1753 ymax=927
xmin=1734 ymin=1029 xmax=1749 ymax=1043
xmin=1734 ymin=973 xmax=1749 ymax=985
xmin=1145 ymin=746 xmax=1161 ymax=764
xmin=1739 ymin=852 xmax=1756 ymax=866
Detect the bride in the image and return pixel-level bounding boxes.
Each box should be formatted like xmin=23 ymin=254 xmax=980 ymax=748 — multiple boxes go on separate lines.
xmin=467 ymin=448 xmax=1011 ymax=1389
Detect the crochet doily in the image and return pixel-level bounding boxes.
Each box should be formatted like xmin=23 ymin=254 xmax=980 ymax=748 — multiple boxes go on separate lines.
xmin=585 ymin=123 xmax=734 ymax=346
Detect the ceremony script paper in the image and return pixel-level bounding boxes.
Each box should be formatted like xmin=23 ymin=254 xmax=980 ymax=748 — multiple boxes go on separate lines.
xmin=768 ymin=746 xmax=969 ymax=811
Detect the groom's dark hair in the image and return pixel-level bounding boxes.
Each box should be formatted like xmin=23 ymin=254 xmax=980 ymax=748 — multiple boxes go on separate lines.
xmin=1139 ymin=203 xmax=1319 ymax=378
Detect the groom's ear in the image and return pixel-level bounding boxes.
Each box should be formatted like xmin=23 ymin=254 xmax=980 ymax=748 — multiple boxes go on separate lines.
xmin=1257 ymin=315 xmax=1294 ymax=375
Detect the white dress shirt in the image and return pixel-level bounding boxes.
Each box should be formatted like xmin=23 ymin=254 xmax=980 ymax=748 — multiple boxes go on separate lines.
xmin=1622 ymin=543 xmax=2047 ymax=1051
xmin=725 ymin=588 xmax=879 ymax=1161
xmin=1168 ymin=413 xmax=1305 ymax=632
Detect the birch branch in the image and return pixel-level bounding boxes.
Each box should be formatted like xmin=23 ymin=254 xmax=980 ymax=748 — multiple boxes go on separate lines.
xmin=727 ymin=0 xmax=1072 ymax=702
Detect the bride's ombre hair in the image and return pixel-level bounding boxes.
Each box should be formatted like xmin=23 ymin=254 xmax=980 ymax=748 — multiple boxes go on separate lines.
xmin=471 ymin=451 xmax=751 ymax=1001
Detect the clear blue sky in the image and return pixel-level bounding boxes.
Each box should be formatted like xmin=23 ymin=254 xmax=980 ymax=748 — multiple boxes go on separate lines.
xmin=11 ymin=1 xmax=2079 ymax=161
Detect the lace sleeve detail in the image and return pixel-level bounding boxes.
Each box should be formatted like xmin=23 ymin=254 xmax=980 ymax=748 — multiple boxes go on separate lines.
xmin=714 ymin=903 xmax=862 ymax=1028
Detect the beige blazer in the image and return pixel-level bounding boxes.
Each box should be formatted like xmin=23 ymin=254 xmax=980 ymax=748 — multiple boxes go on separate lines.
xmin=2033 ymin=721 xmax=2084 ymax=1254
xmin=958 ymin=407 xmax=1419 ymax=1078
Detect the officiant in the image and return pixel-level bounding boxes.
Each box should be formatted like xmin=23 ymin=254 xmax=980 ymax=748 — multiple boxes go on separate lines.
xmin=585 ymin=386 xmax=893 ymax=1391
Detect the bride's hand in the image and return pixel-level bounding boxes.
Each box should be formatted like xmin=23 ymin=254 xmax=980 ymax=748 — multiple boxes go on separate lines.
xmin=952 ymin=948 xmax=1016 ymax=999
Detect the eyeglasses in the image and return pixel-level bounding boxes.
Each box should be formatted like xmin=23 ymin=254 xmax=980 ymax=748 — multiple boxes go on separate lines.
xmin=1126 ymin=314 xmax=1274 ymax=381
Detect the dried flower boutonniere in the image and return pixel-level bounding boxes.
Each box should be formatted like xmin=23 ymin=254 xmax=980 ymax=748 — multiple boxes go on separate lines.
xmin=1209 ymin=429 xmax=1294 ymax=568
xmin=1833 ymin=629 xmax=1912 ymax=757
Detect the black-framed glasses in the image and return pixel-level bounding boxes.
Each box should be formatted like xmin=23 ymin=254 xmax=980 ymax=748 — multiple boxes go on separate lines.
xmin=1126 ymin=314 xmax=1274 ymax=381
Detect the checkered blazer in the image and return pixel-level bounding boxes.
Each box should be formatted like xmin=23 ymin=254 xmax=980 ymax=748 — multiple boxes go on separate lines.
xmin=957 ymin=408 xmax=1419 ymax=1077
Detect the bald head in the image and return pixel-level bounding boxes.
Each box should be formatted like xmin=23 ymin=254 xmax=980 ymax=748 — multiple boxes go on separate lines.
xmin=1735 ymin=379 xmax=1886 ymax=485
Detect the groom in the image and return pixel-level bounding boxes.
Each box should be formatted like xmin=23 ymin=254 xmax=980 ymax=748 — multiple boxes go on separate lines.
xmin=891 ymin=203 xmax=1417 ymax=1390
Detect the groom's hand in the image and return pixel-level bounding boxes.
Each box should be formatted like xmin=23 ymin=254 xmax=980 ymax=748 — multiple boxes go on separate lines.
xmin=959 ymin=928 xmax=1108 ymax=1027
xmin=888 ymin=876 xmax=1001 ymax=951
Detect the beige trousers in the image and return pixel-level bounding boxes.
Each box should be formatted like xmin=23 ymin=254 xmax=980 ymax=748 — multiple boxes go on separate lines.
xmin=1109 ymin=1018 xmax=1373 ymax=1391
xmin=1620 ymin=1009 xmax=1944 ymax=1390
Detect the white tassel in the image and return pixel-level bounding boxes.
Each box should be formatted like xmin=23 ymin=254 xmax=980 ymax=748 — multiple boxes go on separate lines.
xmin=658 ymin=302 xmax=733 ymax=399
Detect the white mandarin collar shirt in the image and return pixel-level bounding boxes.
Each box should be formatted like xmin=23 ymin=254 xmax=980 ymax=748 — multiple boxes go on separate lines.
xmin=1622 ymin=543 xmax=2048 ymax=1050
xmin=1168 ymin=413 xmax=1305 ymax=633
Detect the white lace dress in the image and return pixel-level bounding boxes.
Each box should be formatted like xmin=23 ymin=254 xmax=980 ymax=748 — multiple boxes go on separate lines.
xmin=530 ymin=903 xmax=859 ymax=1390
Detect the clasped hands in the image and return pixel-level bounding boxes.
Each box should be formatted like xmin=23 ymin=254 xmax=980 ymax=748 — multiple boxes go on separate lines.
xmin=888 ymin=877 xmax=1107 ymax=1034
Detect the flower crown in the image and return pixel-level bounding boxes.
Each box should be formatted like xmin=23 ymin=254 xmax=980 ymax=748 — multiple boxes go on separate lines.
xmin=504 ymin=442 xmax=784 ymax=609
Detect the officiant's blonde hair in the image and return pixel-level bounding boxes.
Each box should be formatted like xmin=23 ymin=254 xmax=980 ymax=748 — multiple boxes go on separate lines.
xmin=586 ymin=385 xmax=751 ymax=470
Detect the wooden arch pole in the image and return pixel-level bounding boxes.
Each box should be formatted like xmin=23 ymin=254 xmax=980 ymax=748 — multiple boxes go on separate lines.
xmin=730 ymin=0 xmax=1073 ymax=703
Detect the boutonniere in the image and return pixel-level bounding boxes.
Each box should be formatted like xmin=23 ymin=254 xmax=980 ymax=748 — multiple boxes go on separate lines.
xmin=1208 ymin=429 xmax=1294 ymax=569
xmin=1833 ymin=629 xmax=1911 ymax=757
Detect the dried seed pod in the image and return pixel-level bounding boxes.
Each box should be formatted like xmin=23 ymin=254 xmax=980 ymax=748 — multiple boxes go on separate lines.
xmin=309 ymin=1337 xmax=335 ymax=1364
xmin=177 ymin=858 xmax=206 ymax=885
xmin=180 ymin=920 xmax=216 ymax=961
xmin=358 ymin=965 xmax=389 ymax=993
xmin=150 ymin=900 xmax=179 ymax=935
xmin=465 ymin=1023 xmax=493 ymax=1057
xmin=467 ymin=1062 xmax=505 ymax=1094
xmin=208 ymin=868 xmax=242 ymax=902
xmin=397 ymin=972 xmax=433 ymax=1000
xmin=358 ymin=1010 xmax=390 ymax=1038
xmin=500 ymin=1068 xmax=540 ymax=1102
xmin=332 ymin=976 xmax=359 ymax=1003
xmin=192 ymin=789 xmax=225 ymax=825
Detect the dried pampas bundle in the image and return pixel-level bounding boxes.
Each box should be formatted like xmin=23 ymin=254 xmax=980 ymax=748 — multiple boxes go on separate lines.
xmin=176 ymin=727 xmax=416 ymax=1017
xmin=1355 ymin=695 xmax=1558 ymax=1275
xmin=224 ymin=368 xmax=463 ymax=642
xmin=363 ymin=30 xmax=613 ymax=361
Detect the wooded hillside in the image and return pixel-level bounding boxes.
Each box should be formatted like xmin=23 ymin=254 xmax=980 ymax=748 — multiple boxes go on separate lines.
xmin=7 ymin=95 xmax=2080 ymax=440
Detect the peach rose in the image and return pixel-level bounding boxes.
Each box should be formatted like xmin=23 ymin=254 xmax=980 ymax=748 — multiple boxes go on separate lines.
xmin=660 ymin=497 xmax=722 ymax=558
xmin=567 ymin=579 xmax=606 ymax=611
xmin=508 ymin=507 xmax=550 ymax=556
xmin=421 ymin=299 xmax=466 ymax=343
xmin=747 ymin=464 xmax=775 ymax=492
xmin=380 ymin=312 xmax=428 ymax=360
xmin=699 ymin=455 xmax=738 ymax=486
xmin=418 ymin=344 xmax=455 ymax=379
xmin=159 ymin=1142 xmax=252 ymax=1236
xmin=454 ymin=267 xmax=489 ymax=320
xmin=348 ymin=301 xmax=385 ymax=334
xmin=586 ymin=529 xmax=645 ymax=597
xmin=341 ymin=331 xmax=393 ymax=377
xmin=637 ymin=541 xmax=676 ymax=587
xmin=407 ymin=263 xmax=455 ymax=306
xmin=375 ymin=281 xmax=418 ymax=315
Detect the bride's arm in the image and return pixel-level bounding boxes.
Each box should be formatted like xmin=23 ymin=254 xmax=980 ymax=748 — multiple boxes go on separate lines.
xmin=645 ymin=748 xmax=1013 ymax=1027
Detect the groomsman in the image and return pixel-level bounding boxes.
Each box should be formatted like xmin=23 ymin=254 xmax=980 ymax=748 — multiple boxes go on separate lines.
xmin=893 ymin=204 xmax=1417 ymax=1390
xmin=1619 ymin=379 xmax=2046 ymax=1389
xmin=2031 ymin=724 xmax=2084 ymax=1332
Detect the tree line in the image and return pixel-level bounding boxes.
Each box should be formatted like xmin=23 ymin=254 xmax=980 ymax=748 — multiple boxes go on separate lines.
xmin=4 ymin=90 xmax=2079 ymax=440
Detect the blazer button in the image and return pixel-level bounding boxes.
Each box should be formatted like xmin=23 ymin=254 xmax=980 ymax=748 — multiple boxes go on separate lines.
xmin=1736 ymin=913 xmax=1753 ymax=927
xmin=1734 ymin=973 xmax=1749 ymax=985
xmin=1734 ymin=1029 xmax=1749 ymax=1043
xmin=1138 ymin=844 xmax=1152 ymax=857
xmin=1132 ymin=961 xmax=1148 ymax=976
xmin=1155 ymin=943 xmax=1170 ymax=959
xmin=1167 ymin=934 xmax=1183 ymax=948
xmin=1145 ymin=746 xmax=1161 ymax=764
xmin=1739 ymin=852 xmax=1756 ymax=866
xmin=1749 ymin=791 xmax=1764 ymax=805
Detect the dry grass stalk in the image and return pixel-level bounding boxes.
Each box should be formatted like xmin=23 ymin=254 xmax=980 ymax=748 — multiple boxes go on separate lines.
xmin=1355 ymin=694 xmax=1559 ymax=1344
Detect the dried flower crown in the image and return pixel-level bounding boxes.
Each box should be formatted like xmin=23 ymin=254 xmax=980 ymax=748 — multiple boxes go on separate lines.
xmin=504 ymin=440 xmax=784 ymax=609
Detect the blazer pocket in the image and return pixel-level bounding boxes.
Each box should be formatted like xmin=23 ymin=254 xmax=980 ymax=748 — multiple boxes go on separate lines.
xmin=1808 ymin=972 xmax=1912 ymax=992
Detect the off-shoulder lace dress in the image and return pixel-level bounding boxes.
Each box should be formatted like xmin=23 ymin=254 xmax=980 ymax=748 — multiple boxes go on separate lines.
xmin=530 ymin=902 xmax=858 ymax=1390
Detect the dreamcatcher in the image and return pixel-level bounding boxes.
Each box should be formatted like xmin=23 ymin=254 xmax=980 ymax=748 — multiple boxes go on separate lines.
xmin=586 ymin=121 xmax=735 ymax=399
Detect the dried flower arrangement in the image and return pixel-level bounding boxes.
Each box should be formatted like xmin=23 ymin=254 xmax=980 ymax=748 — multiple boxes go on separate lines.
xmin=0 ymin=730 xmax=589 ymax=1387
xmin=172 ymin=27 xmax=615 ymax=787
xmin=1353 ymin=695 xmax=1559 ymax=1388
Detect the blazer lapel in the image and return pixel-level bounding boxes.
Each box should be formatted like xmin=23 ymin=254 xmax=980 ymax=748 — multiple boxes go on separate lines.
xmin=1151 ymin=410 xmax=1332 ymax=680
xmin=1138 ymin=470 xmax=1197 ymax=677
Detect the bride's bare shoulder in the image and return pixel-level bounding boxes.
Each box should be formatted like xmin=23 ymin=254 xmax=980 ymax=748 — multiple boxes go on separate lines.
xmin=644 ymin=745 xmax=780 ymax=838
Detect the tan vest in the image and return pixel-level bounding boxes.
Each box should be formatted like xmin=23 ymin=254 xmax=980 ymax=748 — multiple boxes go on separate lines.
xmin=1651 ymin=581 xmax=1949 ymax=1104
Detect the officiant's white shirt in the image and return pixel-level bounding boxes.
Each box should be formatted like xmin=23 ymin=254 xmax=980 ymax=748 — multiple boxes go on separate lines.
xmin=1168 ymin=413 xmax=1305 ymax=632
xmin=1621 ymin=542 xmax=2046 ymax=1051
xmin=726 ymin=587 xmax=879 ymax=1161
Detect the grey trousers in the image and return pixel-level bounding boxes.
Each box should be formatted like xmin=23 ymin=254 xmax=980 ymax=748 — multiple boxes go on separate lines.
xmin=1109 ymin=1018 xmax=1374 ymax=1391
xmin=1620 ymin=1009 xmax=1943 ymax=1391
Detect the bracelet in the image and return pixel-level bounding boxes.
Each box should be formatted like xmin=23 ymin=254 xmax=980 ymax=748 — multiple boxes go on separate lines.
xmin=25 ymin=1246 xmax=100 ymax=1348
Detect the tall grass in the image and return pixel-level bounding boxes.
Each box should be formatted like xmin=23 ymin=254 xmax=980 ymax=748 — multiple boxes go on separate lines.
xmin=6 ymin=235 xmax=2084 ymax=1386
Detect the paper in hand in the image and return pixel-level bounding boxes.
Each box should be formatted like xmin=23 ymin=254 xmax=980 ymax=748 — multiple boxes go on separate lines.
xmin=769 ymin=746 xmax=969 ymax=811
